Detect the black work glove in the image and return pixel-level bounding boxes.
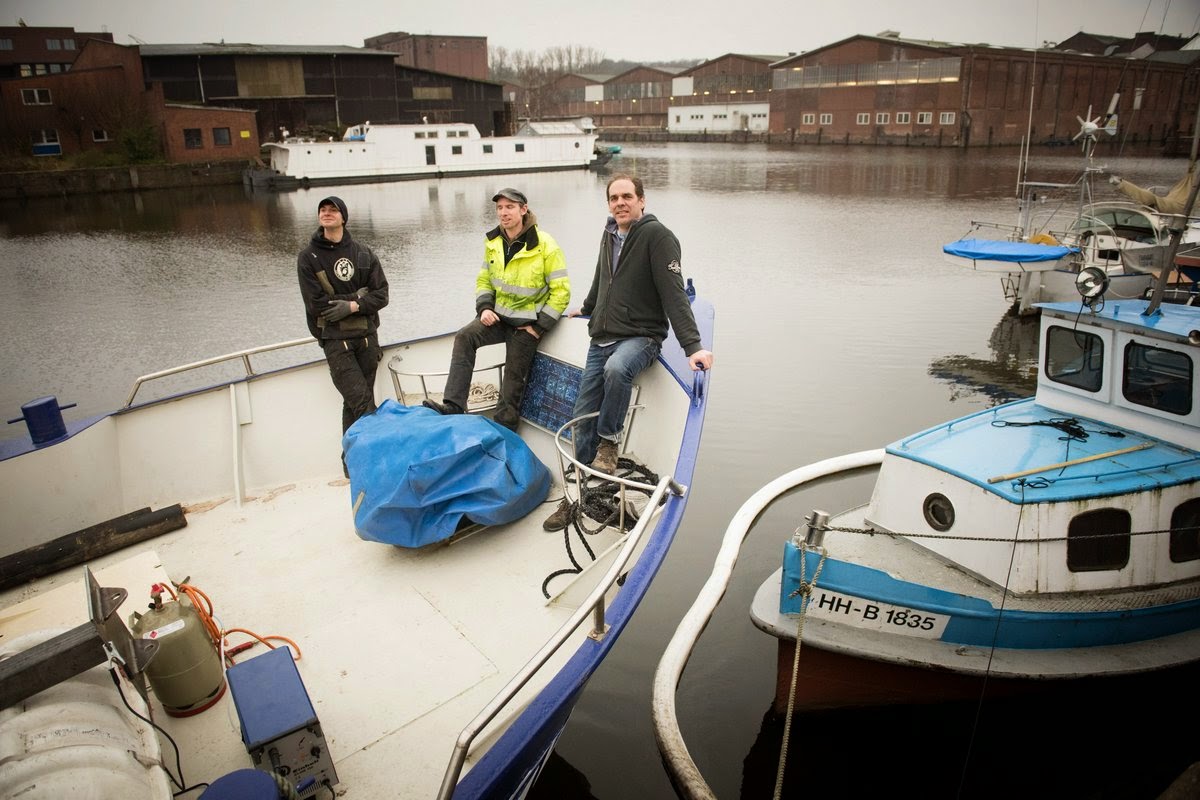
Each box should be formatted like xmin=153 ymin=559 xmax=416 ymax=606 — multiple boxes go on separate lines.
xmin=322 ymin=300 xmax=353 ymax=322
xmin=355 ymin=287 xmax=369 ymax=299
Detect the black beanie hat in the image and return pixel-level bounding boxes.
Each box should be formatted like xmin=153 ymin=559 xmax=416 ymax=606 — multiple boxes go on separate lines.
xmin=318 ymin=196 xmax=348 ymax=223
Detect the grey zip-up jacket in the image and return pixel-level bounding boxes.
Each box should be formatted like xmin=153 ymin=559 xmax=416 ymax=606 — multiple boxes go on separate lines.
xmin=579 ymin=213 xmax=702 ymax=356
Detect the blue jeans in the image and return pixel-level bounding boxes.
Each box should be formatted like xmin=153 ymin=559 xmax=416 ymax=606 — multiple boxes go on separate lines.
xmin=571 ymin=337 xmax=661 ymax=465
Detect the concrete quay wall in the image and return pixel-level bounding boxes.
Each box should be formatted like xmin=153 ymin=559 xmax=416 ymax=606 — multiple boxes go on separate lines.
xmin=0 ymin=161 xmax=248 ymax=200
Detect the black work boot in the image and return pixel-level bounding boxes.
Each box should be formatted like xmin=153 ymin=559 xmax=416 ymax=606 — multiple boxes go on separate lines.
xmin=422 ymin=399 xmax=463 ymax=415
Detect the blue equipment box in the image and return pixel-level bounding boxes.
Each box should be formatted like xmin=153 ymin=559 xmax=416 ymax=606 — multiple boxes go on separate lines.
xmin=226 ymin=647 xmax=338 ymax=795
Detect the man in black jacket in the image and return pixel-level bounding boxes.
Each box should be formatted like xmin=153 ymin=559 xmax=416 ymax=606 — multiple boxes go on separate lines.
xmin=544 ymin=174 xmax=713 ymax=530
xmin=297 ymin=196 xmax=389 ymax=474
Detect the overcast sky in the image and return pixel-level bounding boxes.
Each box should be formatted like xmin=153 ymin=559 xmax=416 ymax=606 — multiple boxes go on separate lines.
xmin=8 ymin=0 xmax=1200 ymax=62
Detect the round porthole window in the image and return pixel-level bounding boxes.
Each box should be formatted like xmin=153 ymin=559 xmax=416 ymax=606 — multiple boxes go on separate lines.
xmin=923 ymin=493 xmax=955 ymax=531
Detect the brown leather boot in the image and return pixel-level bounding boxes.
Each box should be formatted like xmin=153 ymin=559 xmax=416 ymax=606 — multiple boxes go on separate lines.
xmin=592 ymin=439 xmax=619 ymax=474
xmin=543 ymin=498 xmax=574 ymax=531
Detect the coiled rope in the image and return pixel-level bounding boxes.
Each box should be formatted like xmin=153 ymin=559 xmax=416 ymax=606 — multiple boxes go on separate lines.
xmin=540 ymin=457 xmax=660 ymax=598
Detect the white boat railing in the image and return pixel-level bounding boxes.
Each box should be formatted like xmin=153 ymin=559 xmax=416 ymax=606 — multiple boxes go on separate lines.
xmin=438 ymin=469 xmax=686 ymax=800
xmin=650 ymin=449 xmax=884 ymax=800
xmin=124 ymin=337 xmax=317 ymax=407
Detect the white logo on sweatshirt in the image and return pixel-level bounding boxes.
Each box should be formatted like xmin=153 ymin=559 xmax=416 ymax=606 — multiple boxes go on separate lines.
xmin=333 ymin=258 xmax=355 ymax=281
xmin=666 ymin=260 xmax=682 ymax=273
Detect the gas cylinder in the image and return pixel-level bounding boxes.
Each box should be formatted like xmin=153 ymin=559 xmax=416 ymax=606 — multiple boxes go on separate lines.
xmin=128 ymin=587 xmax=226 ymax=717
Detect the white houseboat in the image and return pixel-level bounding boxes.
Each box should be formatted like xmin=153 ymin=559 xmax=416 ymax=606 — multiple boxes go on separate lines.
xmin=246 ymin=120 xmax=601 ymax=190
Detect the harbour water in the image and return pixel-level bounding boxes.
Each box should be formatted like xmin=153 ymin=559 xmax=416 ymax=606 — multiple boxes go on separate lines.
xmin=1 ymin=142 xmax=1194 ymax=797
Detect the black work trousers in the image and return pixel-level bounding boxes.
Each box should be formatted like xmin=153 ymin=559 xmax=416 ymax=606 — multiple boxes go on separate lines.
xmin=443 ymin=319 xmax=539 ymax=431
xmin=322 ymin=334 xmax=382 ymax=433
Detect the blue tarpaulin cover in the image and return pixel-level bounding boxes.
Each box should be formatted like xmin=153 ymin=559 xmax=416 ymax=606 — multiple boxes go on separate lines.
xmin=943 ymin=238 xmax=1075 ymax=262
xmin=344 ymin=400 xmax=551 ymax=547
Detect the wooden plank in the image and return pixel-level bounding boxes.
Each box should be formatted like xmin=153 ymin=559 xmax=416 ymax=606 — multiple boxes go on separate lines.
xmin=0 ymin=506 xmax=186 ymax=592
xmin=987 ymin=442 xmax=1156 ymax=484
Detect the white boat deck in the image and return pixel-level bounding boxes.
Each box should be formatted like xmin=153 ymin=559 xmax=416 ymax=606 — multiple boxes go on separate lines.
xmin=0 ymin=466 xmax=633 ymax=796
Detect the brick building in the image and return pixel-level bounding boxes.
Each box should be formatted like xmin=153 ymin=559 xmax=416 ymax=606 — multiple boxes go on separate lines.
xmin=364 ymin=31 xmax=488 ymax=81
xmin=0 ymin=24 xmax=114 ymax=79
xmin=138 ymin=44 xmax=505 ymax=143
xmin=0 ymin=38 xmax=258 ymax=164
xmin=539 ymin=55 xmax=779 ymax=130
xmin=770 ymin=32 xmax=1199 ymax=147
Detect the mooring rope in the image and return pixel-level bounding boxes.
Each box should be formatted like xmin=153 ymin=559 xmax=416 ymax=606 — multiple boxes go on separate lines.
xmin=774 ymin=535 xmax=827 ymax=800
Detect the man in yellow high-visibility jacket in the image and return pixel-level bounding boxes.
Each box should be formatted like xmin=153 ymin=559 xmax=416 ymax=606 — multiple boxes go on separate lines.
xmin=424 ymin=188 xmax=570 ymax=431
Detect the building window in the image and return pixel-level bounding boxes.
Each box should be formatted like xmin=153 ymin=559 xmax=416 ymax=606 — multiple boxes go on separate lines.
xmin=876 ymin=112 xmax=889 ymax=124
xmin=939 ymin=111 xmax=956 ymax=125
xmin=856 ymin=113 xmax=870 ymax=125
xmin=0 ymin=38 xmax=13 ymax=50
xmin=19 ymin=64 xmax=32 ymax=77
xmin=63 ymin=39 xmax=76 ymax=50
xmin=49 ymin=63 xmax=62 ymax=73
xmin=413 ymin=86 xmax=452 ymax=100
xmin=802 ymin=113 xmax=815 ymax=125
xmin=92 ymin=130 xmax=112 ymax=142
xmin=21 ymin=88 xmax=52 ymax=105
xmin=45 ymin=39 xmax=61 ymax=50
xmin=184 ymin=128 xmax=203 ymax=149
xmin=483 ymin=144 xmax=493 ymax=154
xmin=451 ymin=145 xmax=462 ymax=155
xmin=515 ymin=143 xmax=525 ymax=153
xmin=675 ymin=115 xmax=681 ymax=123
xmin=917 ymin=111 xmax=933 ymax=125
xmin=212 ymin=127 xmax=231 ymax=147
xmin=819 ymin=113 xmax=832 ymax=125
xmin=896 ymin=112 xmax=911 ymax=124
xmin=32 ymin=129 xmax=61 ymax=156
xmin=34 ymin=64 xmax=47 ymax=75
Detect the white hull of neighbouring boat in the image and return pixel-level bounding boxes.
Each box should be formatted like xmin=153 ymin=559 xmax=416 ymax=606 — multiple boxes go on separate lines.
xmin=248 ymin=122 xmax=599 ymax=190
xmin=0 ymin=302 xmax=714 ymax=799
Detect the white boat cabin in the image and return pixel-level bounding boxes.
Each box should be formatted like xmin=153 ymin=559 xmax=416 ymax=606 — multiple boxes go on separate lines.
xmin=865 ymin=299 xmax=1200 ymax=597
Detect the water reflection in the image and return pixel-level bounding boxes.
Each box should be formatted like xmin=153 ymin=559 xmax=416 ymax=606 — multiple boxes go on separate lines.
xmin=928 ymin=311 xmax=1041 ymax=404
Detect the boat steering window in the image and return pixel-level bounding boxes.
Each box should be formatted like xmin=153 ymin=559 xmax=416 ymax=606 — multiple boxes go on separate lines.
xmin=1122 ymin=342 xmax=1193 ymax=416
xmin=1068 ymin=508 xmax=1131 ymax=572
xmin=922 ymin=493 xmax=955 ymax=532
xmin=1045 ymin=325 xmax=1104 ymax=392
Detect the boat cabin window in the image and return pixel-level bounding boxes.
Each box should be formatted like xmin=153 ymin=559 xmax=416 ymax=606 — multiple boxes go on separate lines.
xmin=1122 ymin=342 xmax=1193 ymax=416
xmin=1045 ymin=325 xmax=1104 ymax=392
xmin=1067 ymin=508 xmax=1131 ymax=572
xmin=1074 ymin=209 xmax=1157 ymax=244
xmin=1170 ymin=498 xmax=1200 ymax=563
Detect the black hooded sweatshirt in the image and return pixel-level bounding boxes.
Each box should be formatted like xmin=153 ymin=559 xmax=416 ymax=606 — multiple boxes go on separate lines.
xmin=297 ymin=228 xmax=389 ymax=341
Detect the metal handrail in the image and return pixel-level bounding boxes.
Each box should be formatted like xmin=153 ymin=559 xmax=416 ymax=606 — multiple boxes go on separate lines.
xmin=124 ymin=337 xmax=316 ymax=407
xmin=437 ymin=472 xmax=685 ymax=800
xmin=650 ymin=450 xmax=884 ymax=800
xmin=386 ymin=354 xmax=505 ymax=408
